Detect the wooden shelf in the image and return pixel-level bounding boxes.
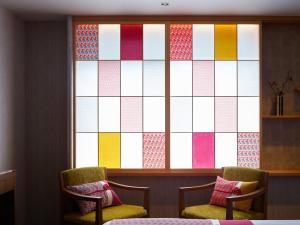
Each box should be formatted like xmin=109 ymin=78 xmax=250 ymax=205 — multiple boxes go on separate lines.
xmin=262 ymin=115 xmax=300 ymax=119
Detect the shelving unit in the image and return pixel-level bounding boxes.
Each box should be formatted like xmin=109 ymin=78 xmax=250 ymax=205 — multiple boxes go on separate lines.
xmin=262 ymin=115 xmax=300 ymax=119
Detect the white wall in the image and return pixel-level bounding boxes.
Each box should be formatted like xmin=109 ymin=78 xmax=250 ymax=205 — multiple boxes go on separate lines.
xmin=0 ymin=6 xmax=26 ymax=225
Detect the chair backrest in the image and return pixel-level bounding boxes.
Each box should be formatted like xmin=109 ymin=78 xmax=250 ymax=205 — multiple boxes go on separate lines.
xmin=222 ymin=167 xmax=268 ymax=215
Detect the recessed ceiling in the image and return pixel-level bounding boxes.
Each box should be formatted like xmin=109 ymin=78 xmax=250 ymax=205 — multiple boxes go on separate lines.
xmin=1 ymin=0 xmax=300 ymax=20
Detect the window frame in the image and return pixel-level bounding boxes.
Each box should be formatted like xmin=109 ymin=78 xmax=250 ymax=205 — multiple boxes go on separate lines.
xmin=72 ymin=16 xmax=262 ymax=176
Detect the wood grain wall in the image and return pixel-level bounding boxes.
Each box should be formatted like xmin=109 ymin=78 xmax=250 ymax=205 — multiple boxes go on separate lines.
xmin=24 ymin=21 xmax=300 ymax=225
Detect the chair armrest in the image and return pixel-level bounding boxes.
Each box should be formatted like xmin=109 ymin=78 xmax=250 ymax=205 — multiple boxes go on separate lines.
xmin=61 ymin=188 xmax=103 ymax=225
xmin=178 ymin=182 xmax=216 ymax=217
xmin=107 ymin=181 xmax=150 ymax=217
xmin=225 ymin=187 xmax=266 ymax=220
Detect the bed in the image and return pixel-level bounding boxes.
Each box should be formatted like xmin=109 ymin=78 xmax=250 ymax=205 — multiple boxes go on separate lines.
xmin=103 ymin=218 xmax=300 ymax=225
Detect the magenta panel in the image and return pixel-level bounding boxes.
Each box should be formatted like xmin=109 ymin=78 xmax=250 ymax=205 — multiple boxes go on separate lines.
xmin=121 ymin=24 xmax=143 ymax=60
xmin=99 ymin=61 xmax=120 ymax=96
xmin=193 ymin=133 xmax=215 ymax=168
xmin=75 ymin=24 xmax=98 ymax=60
xmin=170 ymin=24 xmax=192 ymax=60
xmin=193 ymin=61 xmax=214 ymax=96
xmin=121 ymin=97 xmax=142 ymax=132
xmin=143 ymin=133 xmax=165 ymax=168
xmin=215 ymin=97 xmax=237 ymax=132
xmin=238 ymin=132 xmax=260 ymax=168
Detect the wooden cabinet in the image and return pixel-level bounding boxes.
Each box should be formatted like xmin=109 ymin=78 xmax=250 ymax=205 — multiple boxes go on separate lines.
xmin=0 ymin=170 xmax=16 ymax=225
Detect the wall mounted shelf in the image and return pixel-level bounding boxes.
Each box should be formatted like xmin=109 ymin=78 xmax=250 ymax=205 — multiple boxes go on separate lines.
xmin=262 ymin=115 xmax=300 ymax=120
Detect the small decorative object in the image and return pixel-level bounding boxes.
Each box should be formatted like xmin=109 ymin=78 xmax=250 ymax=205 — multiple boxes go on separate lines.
xmin=268 ymin=71 xmax=294 ymax=116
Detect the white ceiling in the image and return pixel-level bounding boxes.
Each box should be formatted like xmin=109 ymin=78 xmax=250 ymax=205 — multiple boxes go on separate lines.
xmin=1 ymin=0 xmax=300 ymax=20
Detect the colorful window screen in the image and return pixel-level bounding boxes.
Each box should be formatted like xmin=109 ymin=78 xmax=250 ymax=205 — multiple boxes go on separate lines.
xmin=75 ymin=23 xmax=260 ymax=170
xmin=75 ymin=24 xmax=166 ymax=168
xmin=170 ymin=24 xmax=260 ymax=169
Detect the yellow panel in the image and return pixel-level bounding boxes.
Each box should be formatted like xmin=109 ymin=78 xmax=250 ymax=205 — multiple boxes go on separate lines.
xmin=99 ymin=133 xmax=120 ymax=168
xmin=215 ymin=24 xmax=237 ymax=60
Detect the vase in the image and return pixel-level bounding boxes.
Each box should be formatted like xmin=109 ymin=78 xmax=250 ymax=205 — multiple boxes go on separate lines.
xmin=276 ymin=95 xmax=284 ymax=116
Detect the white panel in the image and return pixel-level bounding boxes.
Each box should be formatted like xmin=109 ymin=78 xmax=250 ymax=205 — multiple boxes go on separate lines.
xmin=143 ymin=24 xmax=165 ymax=60
xmin=170 ymin=133 xmax=192 ymax=168
xmin=193 ymin=97 xmax=214 ymax=132
xmin=76 ymin=97 xmax=98 ymax=132
xmin=99 ymin=97 xmax=120 ymax=132
xmin=215 ymin=133 xmax=237 ymax=168
xmin=76 ymin=61 xmax=98 ymax=96
xmin=193 ymin=24 xmax=214 ymax=60
xmin=215 ymin=61 xmax=237 ymax=96
xmin=171 ymin=97 xmax=192 ymax=132
xmin=121 ymin=133 xmax=143 ymax=168
xmin=99 ymin=24 xmax=120 ymax=60
xmin=238 ymin=61 xmax=259 ymax=96
xmin=121 ymin=61 xmax=142 ymax=96
xmin=76 ymin=133 xmax=98 ymax=167
xmin=238 ymin=24 xmax=259 ymax=60
xmin=238 ymin=97 xmax=260 ymax=132
xmin=170 ymin=61 xmax=192 ymax=96
xmin=144 ymin=61 xmax=165 ymax=96
xmin=144 ymin=97 xmax=165 ymax=132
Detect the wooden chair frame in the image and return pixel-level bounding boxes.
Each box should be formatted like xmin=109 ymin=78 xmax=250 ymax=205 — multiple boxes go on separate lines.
xmin=60 ymin=169 xmax=150 ymax=225
xmin=179 ymin=168 xmax=268 ymax=220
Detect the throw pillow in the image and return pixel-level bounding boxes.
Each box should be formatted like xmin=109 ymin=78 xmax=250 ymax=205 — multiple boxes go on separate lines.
xmin=67 ymin=180 xmax=122 ymax=215
xmin=210 ymin=176 xmax=258 ymax=212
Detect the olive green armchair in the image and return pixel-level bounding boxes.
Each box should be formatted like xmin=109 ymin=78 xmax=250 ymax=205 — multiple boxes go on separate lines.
xmin=60 ymin=167 xmax=149 ymax=225
xmin=179 ymin=167 xmax=268 ymax=220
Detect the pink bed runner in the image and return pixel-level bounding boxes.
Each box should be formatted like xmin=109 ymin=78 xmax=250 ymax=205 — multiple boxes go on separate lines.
xmin=104 ymin=218 xmax=253 ymax=225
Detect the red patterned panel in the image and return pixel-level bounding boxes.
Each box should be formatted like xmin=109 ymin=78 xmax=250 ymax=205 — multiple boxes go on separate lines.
xmin=121 ymin=24 xmax=143 ymax=60
xmin=75 ymin=24 xmax=98 ymax=60
xmin=170 ymin=24 xmax=192 ymax=60
xmin=143 ymin=133 xmax=165 ymax=168
xmin=238 ymin=132 xmax=260 ymax=168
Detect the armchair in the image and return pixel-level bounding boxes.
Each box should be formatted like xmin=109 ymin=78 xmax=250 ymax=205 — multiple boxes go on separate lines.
xmin=179 ymin=167 xmax=268 ymax=220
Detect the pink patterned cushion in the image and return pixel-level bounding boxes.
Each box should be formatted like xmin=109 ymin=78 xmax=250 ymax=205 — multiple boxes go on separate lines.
xmin=67 ymin=180 xmax=122 ymax=215
xmin=210 ymin=176 xmax=240 ymax=207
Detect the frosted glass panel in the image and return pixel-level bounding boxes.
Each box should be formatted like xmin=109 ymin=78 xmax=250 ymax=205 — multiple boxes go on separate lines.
xmin=121 ymin=97 xmax=142 ymax=132
xmin=99 ymin=97 xmax=120 ymax=132
xmin=171 ymin=133 xmax=192 ymax=168
xmin=215 ymin=24 xmax=237 ymax=60
xmin=99 ymin=61 xmax=120 ymax=96
xmin=215 ymin=61 xmax=237 ymax=96
xmin=99 ymin=24 xmax=120 ymax=60
xmin=144 ymin=61 xmax=165 ymax=96
xmin=76 ymin=61 xmax=98 ymax=96
xmin=76 ymin=133 xmax=98 ymax=167
xmin=215 ymin=97 xmax=237 ymax=132
xmin=143 ymin=133 xmax=165 ymax=168
xmin=193 ymin=61 xmax=214 ymax=96
xmin=238 ymin=97 xmax=260 ymax=132
xmin=193 ymin=24 xmax=214 ymax=60
xmin=144 ymin=24 xmax=165 ymax=60
xmin=121 ymin=133 xmax=143 ymax=168
xmin=238 ymin=61 xmax=259 ymax=96
xmin=99 ymin=133 xmax=120 ymax=168
xmin=171 ymin=97 xmax=192 ymax=132
xmin=121 ymin=61 xmax=142 ymax=96
xmin=170 ymin=61 xmax=192 ymax=96
xmin=238 ymin=24 xmax=259 ymax=60
xmin=215 ymin=133 xmax=237 ymax=168
xmin=193 ymin=97 xmax=214 ymax=132
xmin=144 ymin=97 xmax=165 ymax=132
xmin=76 ymin=97 xmax=98 ymax=132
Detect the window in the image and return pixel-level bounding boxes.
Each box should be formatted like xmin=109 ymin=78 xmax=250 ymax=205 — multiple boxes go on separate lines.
xmin=74 ymin=21 xmax=260 ymax=170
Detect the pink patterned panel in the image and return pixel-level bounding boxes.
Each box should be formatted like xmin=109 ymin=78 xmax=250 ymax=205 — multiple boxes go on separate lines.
xmin=193 ymin=61 xmax=214 ymax=96
xmin=121 ymin=97 xmax=142 ymax=132
xmin=106 ymin=218 xmax=213 ymax=225
xmin=193 ymin=133 xmax=214 ymax=168
xmin=238 ymin=132 xmax=260 ymax=168
xmin=143 ymin=133 xmax=165 ymax=168
xmin=121 ymin=24 xmax=143 ymax=60
xmin=215 ymin=97 xmax=237 ymax=132
xmin=75 ymin=24 xmax=98 ymax=60
xmin=170 ymin=24 xmax=192 ymax=60
xmin=99 ymin=61 xmax=120 ymax=96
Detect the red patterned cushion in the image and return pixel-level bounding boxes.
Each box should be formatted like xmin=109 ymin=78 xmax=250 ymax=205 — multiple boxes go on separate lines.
xmin=67 ymin=180 xmax=122 ymax=215
xmin=210 ymin=176 xmax=240 ymax=207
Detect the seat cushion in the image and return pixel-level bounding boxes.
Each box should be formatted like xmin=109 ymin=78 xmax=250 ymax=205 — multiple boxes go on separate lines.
xmin=64 ymin=204 xmax=147 ymax=225
xmin=182 ymin=204 xmax=264 ymax=220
